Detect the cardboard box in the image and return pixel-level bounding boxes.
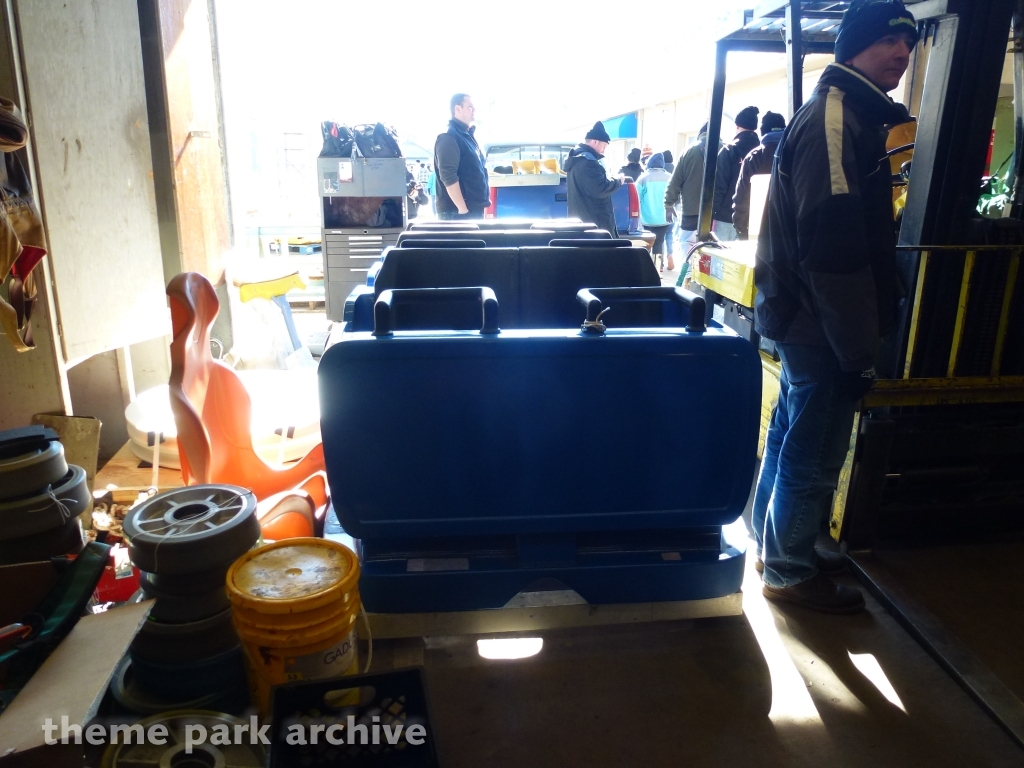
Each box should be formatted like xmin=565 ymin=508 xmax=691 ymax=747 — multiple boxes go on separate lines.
xmin=0 ymin=561 xmax=151 ymax=768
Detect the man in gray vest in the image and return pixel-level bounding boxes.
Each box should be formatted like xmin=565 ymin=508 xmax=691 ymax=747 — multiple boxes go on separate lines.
xmin=433 ymin=94 xmax=490 ymax=220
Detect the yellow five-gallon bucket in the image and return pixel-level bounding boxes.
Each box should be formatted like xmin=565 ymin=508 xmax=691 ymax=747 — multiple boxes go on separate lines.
xmin=226 ymin=538 xmax=361 ymax=714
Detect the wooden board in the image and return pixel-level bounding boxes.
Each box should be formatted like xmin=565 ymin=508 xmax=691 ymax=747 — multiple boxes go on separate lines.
xmin=94 ymin=439 xmax=183 ymax=492
xmin=155 ymin=0 xmax=230 ymax=283
xmin=15 ymin=0 xmax=169 ymax=365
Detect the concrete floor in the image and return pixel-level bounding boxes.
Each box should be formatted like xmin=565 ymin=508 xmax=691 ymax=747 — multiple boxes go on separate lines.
xmin=876 ymin=538 xmax=1024 ymax=703
xmin=369 ymin=551 xmax=1023 ymax=767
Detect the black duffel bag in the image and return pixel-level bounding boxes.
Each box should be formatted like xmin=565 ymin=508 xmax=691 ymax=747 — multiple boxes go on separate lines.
xmin=352 ymin=122 xmax=402 ymax=158
xmin=319 ymin=121 xmax=355 ymax=158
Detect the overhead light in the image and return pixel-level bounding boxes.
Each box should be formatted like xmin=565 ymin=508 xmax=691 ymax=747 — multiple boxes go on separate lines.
xmin=476 ymin=637 xmax=543 ymax=660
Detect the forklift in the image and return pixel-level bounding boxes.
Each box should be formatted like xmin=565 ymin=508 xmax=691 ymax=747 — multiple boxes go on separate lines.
xmin=688 ymin=0 xmax=1024 ymax=748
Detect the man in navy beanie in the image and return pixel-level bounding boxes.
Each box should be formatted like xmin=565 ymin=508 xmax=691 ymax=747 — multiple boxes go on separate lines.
xmin=752 ymin=0 xmax=918 ymax=613
xmin=732 ymin=111 xmax=787 ymax=240
xmin=711 ymin=106 xmax=761 ymax=240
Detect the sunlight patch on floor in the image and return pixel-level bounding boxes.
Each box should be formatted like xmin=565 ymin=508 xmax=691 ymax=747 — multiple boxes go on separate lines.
xmin=477 ymin=637 xmax=544 ymax=660
xmin=741 ymin=554 xmax=823 ymax=724
xmin=848 ymin=652 xmax=907 ymax=712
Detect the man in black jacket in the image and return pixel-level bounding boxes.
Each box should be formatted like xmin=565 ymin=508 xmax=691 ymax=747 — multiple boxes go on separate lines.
xmin=619 ymin=148 xmax=644 ymax=182
xmin=433 ymin=94 xmax=490 ymax=220
xmin=711 ymin=106 xmax=761 ymax=240
xmin=752 ymin=0 xmax=918 ymax=613
xmin=732 ymin=111 xmax=786 ymax=239
xmin=565 ymin=121 xmax=624 ymax=237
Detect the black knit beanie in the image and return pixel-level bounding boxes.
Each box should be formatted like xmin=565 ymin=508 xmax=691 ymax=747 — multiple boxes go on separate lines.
xmin=735 ymin=106 xmax=759 ymax=130
xmin=627 ymin=148 xmax=641 ymax=162
xmin=835 ymin=0 xmax=918 ymax=63
xmin=760 ymin=111 xmax=786 ymax=134
xmin=585 ymin=121 xmax=611 ymax=143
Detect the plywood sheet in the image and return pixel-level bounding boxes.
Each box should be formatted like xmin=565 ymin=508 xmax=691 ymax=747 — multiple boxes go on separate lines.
xmin=0 ymin=6 xmax=68 ymax=422
xmin=16 ymin=0 xmax=170 ymax=364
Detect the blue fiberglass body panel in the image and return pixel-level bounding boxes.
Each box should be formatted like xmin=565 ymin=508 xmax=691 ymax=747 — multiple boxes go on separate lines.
xmin=492 ymin=180 xmax=640 ymax=236
xmin=319 ymin=328 xmax=761 ymax=541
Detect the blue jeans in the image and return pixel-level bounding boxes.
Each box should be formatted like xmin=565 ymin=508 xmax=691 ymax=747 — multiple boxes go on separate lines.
xmin=752 ymin=343 xmax=859 ymax=587
xmin=712 ymin=220 xmax=738 ymax=241
xmin=438 ymin=209 xmax=484 ymax=220
xmin=674 ymin=229 xmax=697 ymax=286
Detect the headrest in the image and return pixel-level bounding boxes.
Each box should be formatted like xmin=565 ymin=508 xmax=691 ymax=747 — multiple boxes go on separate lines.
xmin=397 ymin=239 xmax=488 ymax=249
xmin=549 ymin=238 xmax=631 ymax=248
xmin=407 ymin=221 xmax=480 ymax=231
xmin=531 ymin=221 xmax=598 ymax=231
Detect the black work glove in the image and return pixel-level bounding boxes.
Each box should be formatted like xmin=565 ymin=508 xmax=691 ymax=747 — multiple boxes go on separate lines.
xmin=841 ymin=367 xmax=876 ymax=400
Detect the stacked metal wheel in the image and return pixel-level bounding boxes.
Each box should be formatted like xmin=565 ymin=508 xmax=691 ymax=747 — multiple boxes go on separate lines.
xmin=117 ymin=484 xmax=260 ymax=713
xmin=101 ymin=710 xmax=264 ymax=766
xmin=0 ymin=427 xmax=90 ymax=565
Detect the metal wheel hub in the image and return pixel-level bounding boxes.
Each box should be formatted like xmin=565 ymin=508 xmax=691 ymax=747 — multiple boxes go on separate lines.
xmin=131 ymin=488 xmax=249 ymax=542
xmin=103 ymin=711 xmax=263 ymax=767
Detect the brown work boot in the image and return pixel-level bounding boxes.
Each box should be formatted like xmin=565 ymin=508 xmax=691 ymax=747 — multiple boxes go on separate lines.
xmin=814 ymin=548 xmax=847 ymax=575
xmin=762 ymin=573 xmax=865 ymax=614
xmin=755 ymin=549 xmax=847 ymax=576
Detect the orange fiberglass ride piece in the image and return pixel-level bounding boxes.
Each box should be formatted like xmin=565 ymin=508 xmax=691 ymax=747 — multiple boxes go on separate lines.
xmin=166 ymin=272 xmax=327 ymax=540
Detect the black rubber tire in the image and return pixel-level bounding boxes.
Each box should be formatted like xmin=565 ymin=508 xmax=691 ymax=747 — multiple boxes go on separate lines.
xmin=139 ymin=566 xmax=230 ymax=596
xmin=127 ymin=644 xmax=246 ymax=701
xmin=0 ymin=516 xmax=85 ymax=565
xmin=123 ymin=485 xmax=259 ymax=575
xmin=0 ymin=465 xmax=90 ymax=540
xmin=128 ymin=607 xmax=239 ymax=664
xmin=140 ymin=578 xmax=231 ymax=623
xmin=0 ymin=441 xmax=67 ymax=501
xmin=109 ymin=654 xmax=230 ymax=716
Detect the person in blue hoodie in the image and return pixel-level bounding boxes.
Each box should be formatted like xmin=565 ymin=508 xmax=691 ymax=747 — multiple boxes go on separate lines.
xmin=732 ymin=111 xmax=787 ymax=239
xmin=636 ymin=152 xmax=674 ymax=271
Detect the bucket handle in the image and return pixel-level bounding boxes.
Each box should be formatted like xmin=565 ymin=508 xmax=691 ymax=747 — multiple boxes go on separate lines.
xmin=360 ymin=603 xmax=372 ymax=673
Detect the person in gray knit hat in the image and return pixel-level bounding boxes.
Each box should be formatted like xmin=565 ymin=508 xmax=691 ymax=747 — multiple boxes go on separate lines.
xmin=751 ymin=0 xmax=917 ymax=614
